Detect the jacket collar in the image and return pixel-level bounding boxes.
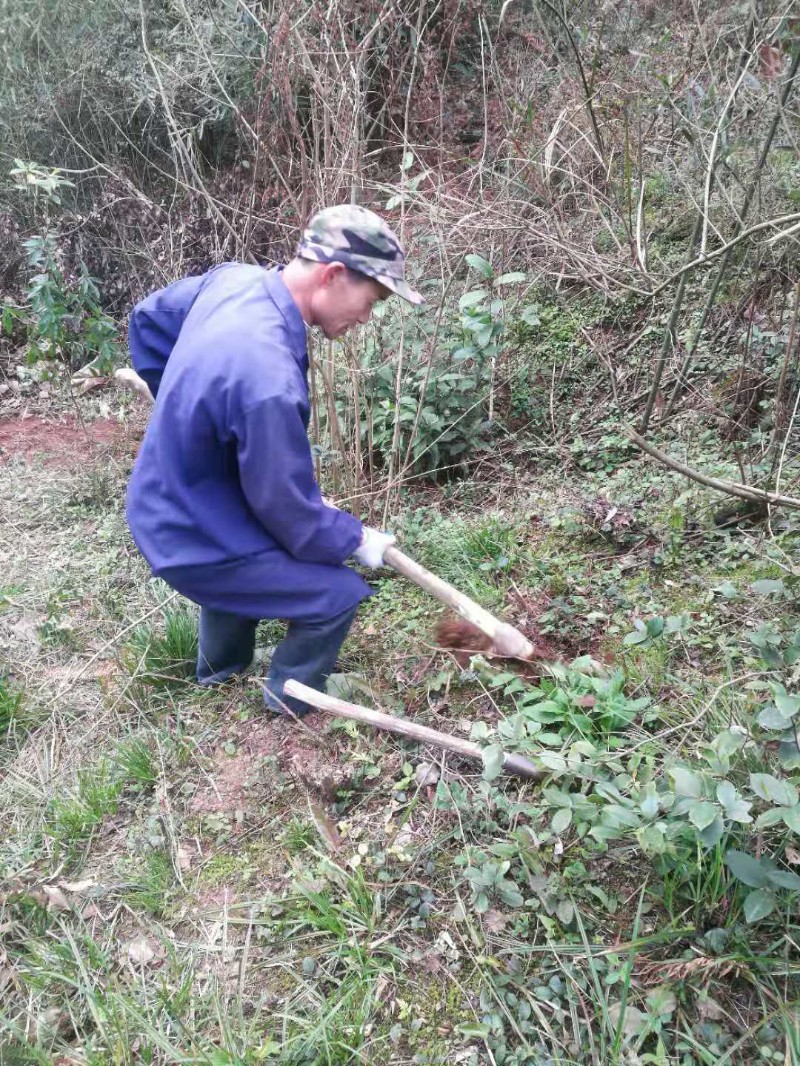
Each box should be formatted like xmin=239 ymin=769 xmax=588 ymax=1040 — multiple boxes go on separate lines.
xmin=264 ymin=266 xmax=309 ymax=372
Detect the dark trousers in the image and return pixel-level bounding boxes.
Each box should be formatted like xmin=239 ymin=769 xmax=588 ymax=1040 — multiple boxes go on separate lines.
xmin=196 ymin=605 xmax=358 ymax=715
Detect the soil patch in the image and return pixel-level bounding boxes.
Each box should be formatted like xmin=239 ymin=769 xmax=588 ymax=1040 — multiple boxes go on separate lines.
xmin=189 ymin=713 xmax=352 ymax=814
xmin=0 ymin=414 xmax=134 ymax=469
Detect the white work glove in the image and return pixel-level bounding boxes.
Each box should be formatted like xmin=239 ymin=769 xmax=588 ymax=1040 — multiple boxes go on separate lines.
xmin=352 ymin=526 xmax=396 ymax=568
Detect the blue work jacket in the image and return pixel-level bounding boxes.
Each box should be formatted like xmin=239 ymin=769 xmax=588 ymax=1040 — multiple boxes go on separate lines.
xmin=125 ymin=264 xmax=370 ymax=621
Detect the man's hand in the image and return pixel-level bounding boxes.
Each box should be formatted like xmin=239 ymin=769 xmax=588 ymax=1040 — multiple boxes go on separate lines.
xmin=352 ymin=526 xmax=396 ymax=568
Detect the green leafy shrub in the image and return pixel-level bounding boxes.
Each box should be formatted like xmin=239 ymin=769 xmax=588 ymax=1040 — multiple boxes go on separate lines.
xmin=337 ymin=256 xmax=530 ymax=478
xmin=19 ymin=233 xmax=119 ymax=373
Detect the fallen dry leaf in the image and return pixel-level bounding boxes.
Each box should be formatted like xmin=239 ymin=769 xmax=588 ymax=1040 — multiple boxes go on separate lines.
xmin=61 ymin=878 xmax=96 ymax=894
xmin=697 ymin=992 xmax=725 ymax=1021
xmin=758 ymin=43 xmax=783 ymax=79
xmin=786 ymin=846 xmax=800 ymax=866
xmin=308 ymin=800 xmax=342 ymax=852
xmin=127 ymin=935 xmax=156 ymax=966
xmin=177 ymin=846 xmax=192 ymax=871
xmin=43 ymin=885 xmax=71 ymax=913
xmin=415 ymin=761 xmax=440 ymax=787
xmin=483 ymin=909 xmax=509 ymax=933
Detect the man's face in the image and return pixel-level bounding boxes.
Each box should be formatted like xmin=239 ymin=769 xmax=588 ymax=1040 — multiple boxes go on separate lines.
xmin=311 ymin=264 xmax=388 ymax=339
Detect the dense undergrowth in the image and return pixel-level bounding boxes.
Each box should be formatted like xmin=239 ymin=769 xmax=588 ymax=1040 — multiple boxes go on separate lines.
xmin=2 ymin=0 xmax=800 ymax=1063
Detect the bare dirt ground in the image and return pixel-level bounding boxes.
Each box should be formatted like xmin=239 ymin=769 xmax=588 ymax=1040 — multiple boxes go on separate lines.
xmin=0 ymin=412 xmax=137 ymax=469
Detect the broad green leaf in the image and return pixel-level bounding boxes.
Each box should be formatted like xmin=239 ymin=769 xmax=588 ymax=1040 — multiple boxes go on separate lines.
xmin=785 ymin=634 xmax=800 ymax=666
xmin=494 ymin=271 xmax=527 ymax=285
xmin=465 ymin=253 xmax=493 ymax=279
xmin=725 ymin=799 xmax=753 ymax=823
xmin=623 ymin=629 xmax=650 ymax=645
xmin=758 ymin=704 xmax=794 ymax=730
xmin=481 ymin=744 xmax=504 ymax=782
xmin=688 ymin=799 xmax=718 ymax=831
xmin=551 ymin=807 xmax=572 ymax=835
xmin=712 ymin=580 xmax=737 ymax=598
xmin=775 ymin=693 xmax=800 ymax=718
xmin=537 ymin=752 xmax=568 ymax=773
xmin=714 ymin=730 xmax=746 ymax=757
xmin=750 ymin=772 xmax=798 ymax=807
xmin=589 ymin=824 xmax=622 ymax=844
xmin=717 ymin=782 xmax=753 ymax=823
xmin=636 ymin=824 xmax=668 ymax=854
xmin=743 ymin=888 xmax=776 ymax=923
xmin=608 ymin=1002 xmax=647 ymax=1039
xmin=499 ymin=885 xmax=524 ymax=908
xmin=779 ymin=738 xmax=800 ymax=770
xmin=459 ymin=289 xmax=488 ymax=309
xmin=716 ymin=781 xmax=737 ymax=808
xmin=698 ymin=814 xmax=725 ymax=848
xmin=470 ymin=720 xmax=492 ymax=742
xmin=640 ymin=790 xmax=660 ymax=820
xmin=782 ymin=805 xmax=800 ymax=832
xmin=767 ymin=868 xmax=800 ymax=891
xmin=670 ymin=767 xmax=704 ymax=798
xmin=760 ymin=646 xmax=784 ymax=669
xmin=401 ymin=150 xmax=414 ymax=170
xmin=556 ymin=898 xmax=574 ymax=925
xmin=457 ymin=1023 xmax=491 ymax=1038
xmin=726 ymin=849 xmax=770 ymax=888
xmin=750 ymin=579 xmax=785 ymax=596
xmin=756 ymin=808 xmax=785 ymax=829
xmin=646 ymin=985 xmax=677 ymax=1018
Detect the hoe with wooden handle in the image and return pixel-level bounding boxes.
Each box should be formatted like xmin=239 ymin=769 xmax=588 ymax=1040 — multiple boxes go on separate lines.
xmin=284 ymin=679 xmax=542 ymax=780
xmin=382 ymin=544 xmax=535 ymax=660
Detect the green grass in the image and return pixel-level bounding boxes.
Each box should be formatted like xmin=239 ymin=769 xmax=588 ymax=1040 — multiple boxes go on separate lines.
xmin=0 ymin=673 xmax=23 ymax=736
xmin=123 ymin=606 xmax=198 ymax=686
xmin=125 ymin=848 xmax=176 ymax=915
xmin=46 ymin=759 xmax=123 ymax=856
xmin=113 ymin=735 xmax=159 ymax=786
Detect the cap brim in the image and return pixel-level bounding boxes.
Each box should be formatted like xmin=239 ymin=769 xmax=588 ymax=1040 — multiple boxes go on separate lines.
xmin=375 ymin=273 xmax=425 ymax=306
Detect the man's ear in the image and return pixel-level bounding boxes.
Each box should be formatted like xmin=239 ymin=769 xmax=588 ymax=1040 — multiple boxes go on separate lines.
xmin=320 ymin=261 xmax=346 ymax=288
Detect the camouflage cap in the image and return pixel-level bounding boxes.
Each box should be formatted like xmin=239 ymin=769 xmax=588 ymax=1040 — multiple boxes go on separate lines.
xmin=297 ymin=204 xmax=423 ymax=306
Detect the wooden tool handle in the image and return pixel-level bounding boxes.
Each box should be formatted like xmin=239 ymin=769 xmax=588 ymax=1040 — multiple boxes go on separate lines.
xmin=383 ymin=544 xmax=535 ymax=659
xmin=284 ymin=680 xmax=542 ymax=780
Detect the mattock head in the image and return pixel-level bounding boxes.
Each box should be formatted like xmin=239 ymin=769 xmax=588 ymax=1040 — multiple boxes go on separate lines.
xmin=492 ymin=623 xmax=536 ymax=660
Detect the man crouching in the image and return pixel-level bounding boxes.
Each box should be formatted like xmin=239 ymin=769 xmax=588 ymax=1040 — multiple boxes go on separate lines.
xmin=125 ymin=205 xmax=423 ymax=715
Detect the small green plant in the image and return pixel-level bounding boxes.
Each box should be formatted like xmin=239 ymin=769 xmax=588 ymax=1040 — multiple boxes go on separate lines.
xmin=126 ymin=849 xmax=175 ymax=916
xmin=9 ymin=159 xmax=74 ymax=204
xmin=114 ymin=737 xmax=158 ymax=787
xmin=490 ymin=659 xmax=652 ymax=746
xmin=462 ymin=853 xmax=525 ymax=912
xmin=0 ymin=674 xmax=23 ymax=737
xmin=48 ymin=760 xmax=122 ymax=851
xmin=124 ymin=607 xmax=198 ymax=686
xmin=725 ymin=848 xmax=800 ymax=923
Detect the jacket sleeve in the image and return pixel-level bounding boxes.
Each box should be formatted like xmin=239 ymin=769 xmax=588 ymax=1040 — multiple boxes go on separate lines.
xmin=128 ymin=274 xmax=210 ymax=398
xmin=236 ymin=391 xmax=363 ymax=565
